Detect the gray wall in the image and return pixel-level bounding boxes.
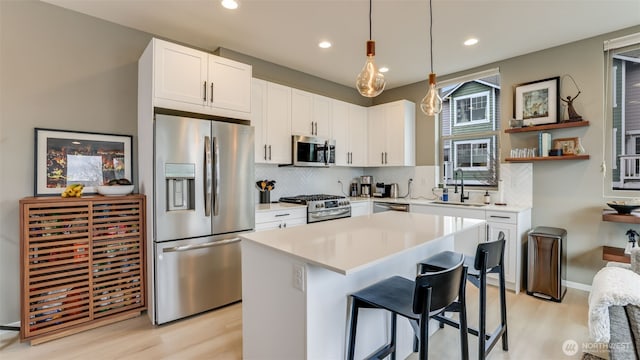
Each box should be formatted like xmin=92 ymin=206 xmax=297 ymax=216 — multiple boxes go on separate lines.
xmin=0 ymin=1 xmax=152 ymax=325
xmin=2 ymin=0 xmax=640 ymax=325
xmin=374 ymin=24 xmax=640 ymax=289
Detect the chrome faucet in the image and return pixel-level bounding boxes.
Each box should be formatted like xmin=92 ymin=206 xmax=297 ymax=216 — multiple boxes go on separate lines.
xmin=454 ymin=168 xmax=470 ymax=203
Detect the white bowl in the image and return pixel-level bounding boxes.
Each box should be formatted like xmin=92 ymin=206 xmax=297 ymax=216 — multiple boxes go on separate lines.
xmin=97 ymin=185 xmax=134 ymax=196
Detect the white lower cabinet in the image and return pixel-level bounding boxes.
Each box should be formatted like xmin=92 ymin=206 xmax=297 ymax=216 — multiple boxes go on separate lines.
xmin=350 ymin=201 xmax=371 ymax=217
xmin=255 ymin=207 xmax=306 ymax=231
xmin=410 ymin=204 xmax=531 ymax=294
xmin=485 ymin=209 xmax=530 ymax=294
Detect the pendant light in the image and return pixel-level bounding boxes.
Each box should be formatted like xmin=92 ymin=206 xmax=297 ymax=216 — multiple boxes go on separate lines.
xmin=420 ymin=0 xmax=443 ymax=115
xmin=356 ymin=0 xmax=385 ymax=97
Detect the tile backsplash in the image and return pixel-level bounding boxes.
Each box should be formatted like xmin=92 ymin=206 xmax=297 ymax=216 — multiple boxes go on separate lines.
xmin=254 ymin=162 xmax=532 ymax=206
xmin=255 ymin=165 xmax=363 ymax=202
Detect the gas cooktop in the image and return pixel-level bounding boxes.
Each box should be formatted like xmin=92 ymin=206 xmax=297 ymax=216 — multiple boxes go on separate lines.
xmin=279 ymin=194 xmax=346 ymax=204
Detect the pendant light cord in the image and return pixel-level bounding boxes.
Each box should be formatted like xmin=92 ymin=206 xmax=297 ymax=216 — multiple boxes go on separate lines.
xmin=429 ymin=0 xmax=434 ymax=73
xmin=369 ymin=0 xmax=372 ymax=40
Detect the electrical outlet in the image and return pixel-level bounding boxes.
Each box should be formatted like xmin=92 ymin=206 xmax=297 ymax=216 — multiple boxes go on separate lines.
xmin=293 ymin=263 xmax=305 ymax=292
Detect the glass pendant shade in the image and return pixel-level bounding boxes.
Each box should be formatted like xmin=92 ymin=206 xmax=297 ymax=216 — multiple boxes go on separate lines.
xmin=356 ymin=40 xmax=386 ymax=97
xmin=420 ymin=73 xmax=443 ymax=115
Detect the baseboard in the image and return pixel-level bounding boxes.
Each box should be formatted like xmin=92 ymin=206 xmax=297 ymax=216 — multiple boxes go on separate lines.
xmin=564 ymin=280 xmax=591 ymax=292
xmin=0 ymin=321 xmax=21 ymax=334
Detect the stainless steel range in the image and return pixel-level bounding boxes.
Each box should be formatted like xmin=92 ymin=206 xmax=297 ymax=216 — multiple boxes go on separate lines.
xmin=279 ymin=194 xmax=351 ymax=223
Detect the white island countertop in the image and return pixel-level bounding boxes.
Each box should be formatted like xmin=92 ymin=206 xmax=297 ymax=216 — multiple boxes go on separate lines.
xmin=241 ymin=211 xmax=485 ymax=275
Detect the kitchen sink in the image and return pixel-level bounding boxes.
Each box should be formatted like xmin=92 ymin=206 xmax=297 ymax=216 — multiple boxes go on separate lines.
xmin=430 ymin=201 xmax=487 ymax=207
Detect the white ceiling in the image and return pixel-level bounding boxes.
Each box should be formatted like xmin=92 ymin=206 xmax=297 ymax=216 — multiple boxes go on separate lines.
xmin=43 ymin=0 xmax=640 ymax=90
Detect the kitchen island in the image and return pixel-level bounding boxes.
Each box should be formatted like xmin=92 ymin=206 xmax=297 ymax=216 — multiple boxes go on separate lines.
xmin=240 ymin=211 xmax=485 ymax=360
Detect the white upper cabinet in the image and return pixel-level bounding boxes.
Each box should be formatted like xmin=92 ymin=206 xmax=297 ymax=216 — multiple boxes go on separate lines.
xmin=291 ymin=89 xmax=330 ymax=137
xmin=367 ymin=100 xmax=415 ymax=166
xmin=151 ymin=38 xmax=251 ymax=120
xmin=334 ymin=100 xmax=367 ymax=166
xmin=251 ymin=78 xmax=292 ymax=164
xmin=332 ymin=100 xmax=349 ymax=166
xmin=154 ymin=40 xmax=207 ymax=106
xmin=208 ymin=56 xmax=251 ymax=113
xmin=348 ymin=104 xmax=368 ymax=166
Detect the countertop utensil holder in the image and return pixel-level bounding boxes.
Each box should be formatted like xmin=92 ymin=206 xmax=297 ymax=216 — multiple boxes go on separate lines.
xmin=259 ymin=191 xmax=271 ymax=204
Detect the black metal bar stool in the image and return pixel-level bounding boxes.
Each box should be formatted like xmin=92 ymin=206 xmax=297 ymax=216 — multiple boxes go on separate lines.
xmin=417 ymin=232 xmax=508 ymax=360
xmin=346 ymin=253 xmax=469 ymax=360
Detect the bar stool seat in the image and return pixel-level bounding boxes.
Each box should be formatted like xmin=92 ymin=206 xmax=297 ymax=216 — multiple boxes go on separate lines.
xmin=347 ymin=252 xmax=469 ymax=360
xmin=417 ymin=232 xmax=508 ymax=360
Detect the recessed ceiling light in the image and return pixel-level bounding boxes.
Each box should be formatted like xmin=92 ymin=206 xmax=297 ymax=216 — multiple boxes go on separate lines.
xmin=464 ymin=38 xmax=478 ymax=46
xmin=379 ymin=67 xmax=389 ymax=73
xmin=221 ymin=0 xmax=238 ymax=10
xmin=318 ymin=41 xmax=332 ymax=49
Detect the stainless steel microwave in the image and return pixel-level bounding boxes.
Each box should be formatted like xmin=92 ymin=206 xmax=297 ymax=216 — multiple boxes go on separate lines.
xmin=292 ymin=135 xmax=336 ymax=167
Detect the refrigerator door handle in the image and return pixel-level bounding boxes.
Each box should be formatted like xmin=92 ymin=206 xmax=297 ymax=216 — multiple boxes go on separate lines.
xmin=213 ymin=136 xmax=220 ymax=216
xmin=204 ymin=136 xmax=212 ymax=217
xmin=162 ymin=237 xmax=241 ymax=253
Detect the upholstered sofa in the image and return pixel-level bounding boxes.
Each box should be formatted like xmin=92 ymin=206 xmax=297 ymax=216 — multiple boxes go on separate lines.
xmin=590 ymin=262 xmax=640 ymax=360
xmin=608 ymin=305 xmax=640 ymax=359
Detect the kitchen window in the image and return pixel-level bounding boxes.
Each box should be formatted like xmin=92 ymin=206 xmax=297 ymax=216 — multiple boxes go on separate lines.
xmin=605 ymin=33 xmax=640 ymax=192
xmin=438 ymin=69 xmax=500 ymax=187
xmin=454 ymin=139 xmax=490 ymax=170
xmin=454 ymin=91 xmax=490 ymax=126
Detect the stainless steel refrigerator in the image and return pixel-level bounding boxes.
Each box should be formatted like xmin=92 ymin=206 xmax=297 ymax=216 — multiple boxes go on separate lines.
xmin=153 ymin=113 xmax=254 ymax=324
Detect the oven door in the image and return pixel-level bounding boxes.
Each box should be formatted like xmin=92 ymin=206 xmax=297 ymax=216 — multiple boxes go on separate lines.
xmin=293 ymin=135 xmax=335 ymax=167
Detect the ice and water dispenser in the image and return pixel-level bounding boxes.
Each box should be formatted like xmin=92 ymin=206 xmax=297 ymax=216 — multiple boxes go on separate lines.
xmin=165 ymin=163 xmax=196 ymax=211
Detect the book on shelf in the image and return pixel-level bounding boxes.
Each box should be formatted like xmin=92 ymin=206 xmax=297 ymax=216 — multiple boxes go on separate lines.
xmin=538 ymin=132 xmax=552 ymax=157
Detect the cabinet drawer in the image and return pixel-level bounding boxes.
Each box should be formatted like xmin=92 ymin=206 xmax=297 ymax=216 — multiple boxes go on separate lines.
xmin=255 ymin=208 xmax=306 ymax=223
xmin=485 ymin=210 xmax=517 ymax=224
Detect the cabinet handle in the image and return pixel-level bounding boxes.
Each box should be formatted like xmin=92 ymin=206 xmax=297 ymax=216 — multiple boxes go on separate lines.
xmin=268 ymin=145 xmax=272 ymax=160
xmin=264 ymin=144 xmax=267 ymax=160
xmin=384 ymin=152 xmax=388 ymax=164
xmin=210 ymin=82 xmax=214 ymax=103
xmin=381 ymin=152 xmax=384 ymax=164
xmin=203 ymin=81 xmax=207 ymax=102
xmin=489 ymin=215 xmax=511 ymax=219
xmin=275 ymin=213 xmax=290 ymax=217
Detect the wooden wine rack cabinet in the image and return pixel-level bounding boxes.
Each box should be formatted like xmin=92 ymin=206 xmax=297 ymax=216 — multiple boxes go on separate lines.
xmin=19 ymin=195 xmax=146 ymax=345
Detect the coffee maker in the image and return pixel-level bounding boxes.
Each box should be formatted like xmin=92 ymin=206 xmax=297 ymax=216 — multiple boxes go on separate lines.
xmin=360 ymin=175 xmax=372 ymax=197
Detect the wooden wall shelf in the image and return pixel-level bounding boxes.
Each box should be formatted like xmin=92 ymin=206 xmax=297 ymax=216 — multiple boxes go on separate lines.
xmin=505 ymin=154 xmax=590 ymax=162
xmin=602 ymin=246 xmax=630 ymax=264
xmin=505 ymin=120 xmax=590 ymax=133
xmin=20 ymin=195 xmax=147 ymax=344
xmin=602 ymin=209 xmax=640 ymax=224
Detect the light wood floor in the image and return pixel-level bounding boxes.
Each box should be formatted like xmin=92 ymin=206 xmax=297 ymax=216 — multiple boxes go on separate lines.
xmin=1 ymin=286 xmax=595 ymax=360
